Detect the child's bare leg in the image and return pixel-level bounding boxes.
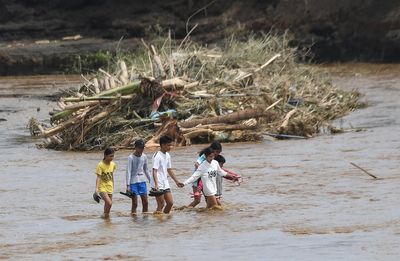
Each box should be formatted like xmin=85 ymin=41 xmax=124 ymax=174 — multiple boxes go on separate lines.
xmin=140 ymin=195 xmax=148 ymax=213
xmin=188 ymin=186 xmax=201 ymax=207
xmin=216 ymin=197 xmax=222 ymax=206
xmin=101 ymin=193 xmax=113 ymax=215
xmin=205 ymin=195 xmax=218 ymax=208
xmin=163 ymin=192 xmax=174 ymax=214
xmin=155 ymin=195 xmax=165 ymax=213
xmin=131 ymin=196 xmax=138 ymax=215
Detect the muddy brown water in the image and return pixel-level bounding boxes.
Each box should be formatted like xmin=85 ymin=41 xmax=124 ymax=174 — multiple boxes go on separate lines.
xmin=0 ymin=65 xmax=399 ymax=260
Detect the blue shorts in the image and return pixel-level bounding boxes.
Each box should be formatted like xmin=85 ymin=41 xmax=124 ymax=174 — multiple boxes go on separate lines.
xmin=130 ymin=182 xmax=147 ymax=196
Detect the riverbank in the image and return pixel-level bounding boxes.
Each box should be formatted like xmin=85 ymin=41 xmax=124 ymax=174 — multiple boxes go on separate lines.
xmin=1 ymin=0 xmax=400 ymax=75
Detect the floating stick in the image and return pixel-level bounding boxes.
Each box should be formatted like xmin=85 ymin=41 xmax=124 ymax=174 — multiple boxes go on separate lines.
xmin=350 ymin=162 xmax=378 ymax=179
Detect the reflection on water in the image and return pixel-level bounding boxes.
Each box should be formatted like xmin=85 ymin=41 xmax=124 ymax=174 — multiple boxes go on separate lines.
xmin=0 ymin=66 xmax=400 ymax=260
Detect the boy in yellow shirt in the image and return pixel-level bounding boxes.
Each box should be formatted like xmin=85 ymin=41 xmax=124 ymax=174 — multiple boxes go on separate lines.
xmin=94 ymin=148 xmax=116 ymax=218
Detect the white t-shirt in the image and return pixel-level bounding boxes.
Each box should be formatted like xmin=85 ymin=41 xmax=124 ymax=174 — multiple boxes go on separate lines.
xmin=126 ymin=153 xmax=150 ymax=185
xmin=184 ymin=159 xmax=227 ymax=196
xmin=151 ymin=151 xmax=172 ymax=190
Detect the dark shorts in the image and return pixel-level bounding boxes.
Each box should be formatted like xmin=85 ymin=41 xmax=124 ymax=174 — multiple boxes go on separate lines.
xmin=149 ymin=188 xmax=171 ymax=196
xmin=130 ymin=182 xmax=147 ymax=196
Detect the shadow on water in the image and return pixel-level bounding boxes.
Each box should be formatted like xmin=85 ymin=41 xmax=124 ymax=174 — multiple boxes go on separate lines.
xmin=0 ymin=66 xmax=400 ymax=260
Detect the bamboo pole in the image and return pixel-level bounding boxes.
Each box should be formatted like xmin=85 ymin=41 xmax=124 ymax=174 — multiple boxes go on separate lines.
xmin=109 ymin=77 xmax=116 ymax=89
xmin=93 ymin=78 xmax=100 ymax=94
xmin=64 ymin=100 xmax=109 ymax=110
xmin=104 ymin=76 xmax=110 ymax=90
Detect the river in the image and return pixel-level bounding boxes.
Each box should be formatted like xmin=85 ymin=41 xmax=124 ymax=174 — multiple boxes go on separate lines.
xmin=0 ymin=65 xmax=399 ymax=260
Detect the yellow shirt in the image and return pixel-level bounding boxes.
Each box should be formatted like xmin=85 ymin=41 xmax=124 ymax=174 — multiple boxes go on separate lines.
xmin=95 ymin=161 xmax=116 ymax=194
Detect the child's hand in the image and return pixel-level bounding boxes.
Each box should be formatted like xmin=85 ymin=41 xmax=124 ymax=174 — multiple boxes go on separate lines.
xmin=176 ymin=182 xmax=184 ymax=188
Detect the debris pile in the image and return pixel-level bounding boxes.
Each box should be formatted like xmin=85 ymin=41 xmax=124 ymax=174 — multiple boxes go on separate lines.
xmin=29 ymin=34 xmax=363 ymax=150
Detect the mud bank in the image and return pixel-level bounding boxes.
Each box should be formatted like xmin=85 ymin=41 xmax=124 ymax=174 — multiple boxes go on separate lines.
xmin=0 ymin=0 xmax=400 ymax=75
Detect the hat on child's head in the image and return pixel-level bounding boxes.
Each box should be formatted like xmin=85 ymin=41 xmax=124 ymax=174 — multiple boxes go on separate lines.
xmin=133 ymin=139 xmax=145 ymax=148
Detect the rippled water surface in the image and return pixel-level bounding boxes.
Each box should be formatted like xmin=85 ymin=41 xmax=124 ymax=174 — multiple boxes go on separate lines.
xmin=0 ymin=65 xmax=399 ymax=260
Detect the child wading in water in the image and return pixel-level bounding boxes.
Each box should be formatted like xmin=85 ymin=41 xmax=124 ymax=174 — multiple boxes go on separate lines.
xmin=94 ymin=148 xmax=116 ymax=218
xmin=189 ymin=141 xmax=222 ymax=207
xmin=213 ymin=154 xmax=242 ymax=204
xmin=182 ymin=147 xmax=238 ymax=209
xmin=125 ymin=139 xmax=151 ymax=215
xmin=150 ymin=135 xmax=183 ymax=214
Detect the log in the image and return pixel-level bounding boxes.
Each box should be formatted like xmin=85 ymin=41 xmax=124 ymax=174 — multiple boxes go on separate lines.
xmin=179 ymin=108 xmax=274 ymax=128
xmin=64 ymin=100 xmax=109 ymax=110
xmin=181 ymin=123 xmax=256 ymax=133
xmin=183 ymin=129 xmax=214 ymax=140
xmin=161 ymin=78 xmax=188 ymax=91
xmin=183 ymin=81 xmax=200 ymax=90
xmin=145 ymin=119 xmax=185 ymax=148
xmin=63 ymin=94 xmax=134 ymax=102
xmin=279 ymin=108 xmax=297 ymax=132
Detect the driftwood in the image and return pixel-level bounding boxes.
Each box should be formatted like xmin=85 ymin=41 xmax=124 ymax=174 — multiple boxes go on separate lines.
xmin=279 ymin=108 xmax=297 ymax=132
xmin=145 ymin=119 xmax=186 ymax=148
xmin=181 ymin=122 xmax=256 ymax=132
xmin=179 ymin=107 xmax=274 ymax=129
xmin=184 ymin=129 xmax=214 ymax=144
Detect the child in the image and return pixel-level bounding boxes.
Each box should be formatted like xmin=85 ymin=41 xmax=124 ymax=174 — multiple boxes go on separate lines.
xmin=213 ymin=155 xmax=242 ymax=204
xmin=95 ymin=148 xmax=116 ymax=218
xmin=150 ymin=135 xmax=183 ymax=214
xmin=189 ymin=141 xmax=222 ymax=207
xmin=182 ymin=147 xmax=238 ymax=209
xmin=125 ymin=139 xmax=151 ymax=215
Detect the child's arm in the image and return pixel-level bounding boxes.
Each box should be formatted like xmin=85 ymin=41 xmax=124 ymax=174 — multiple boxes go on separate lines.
xmin=183 ymin=169 xmax=202 ymax=187
xmin=126 ymin=157 xmax=132 ymax=190
xmin=167 ymin=168 xmax=184 ymax=187
xmin=152 ymin=168 xmax=159 ymax=190
xmin=95 ymin=175 xmax=101 ymax=192
xmin=143 ymin=157 xmax=151 ymax=183
xmin=218 ymin=165 xmax=239 ymax=182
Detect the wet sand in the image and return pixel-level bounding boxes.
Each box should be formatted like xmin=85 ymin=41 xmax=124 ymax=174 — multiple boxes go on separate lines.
xmin=0 ymin=65 xmax=399 ymax=260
